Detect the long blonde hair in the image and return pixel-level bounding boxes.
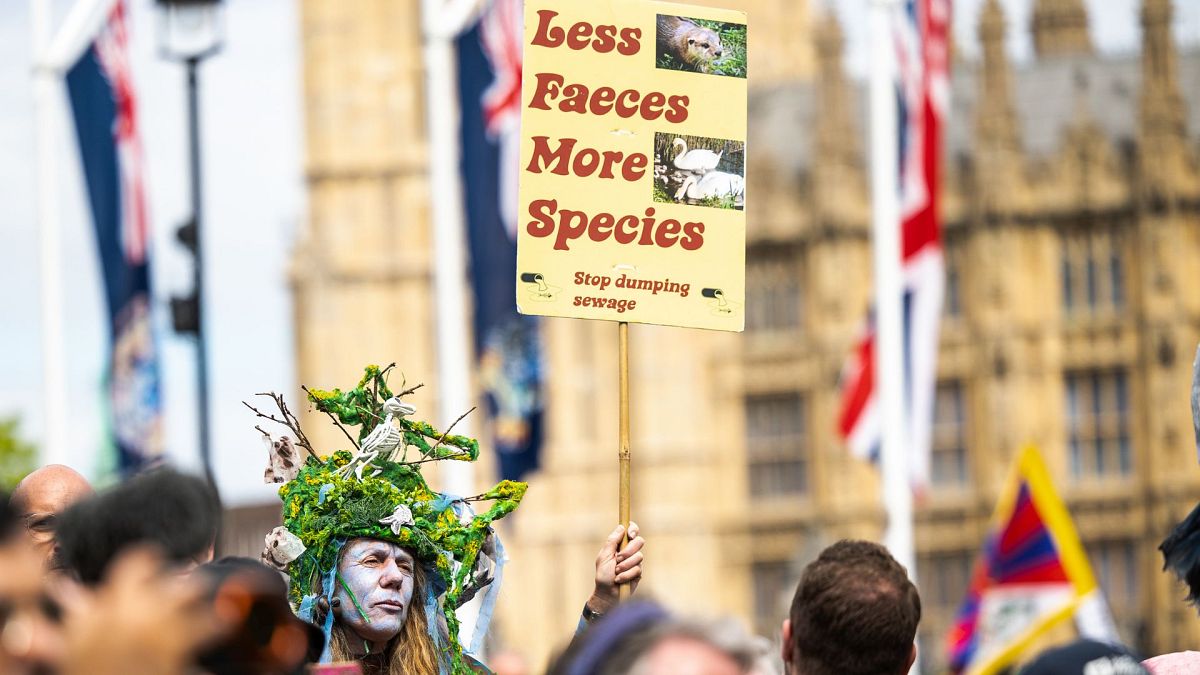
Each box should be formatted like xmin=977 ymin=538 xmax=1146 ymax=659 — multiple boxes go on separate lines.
xmin=327 ymin=552 xmax=443 ymax=675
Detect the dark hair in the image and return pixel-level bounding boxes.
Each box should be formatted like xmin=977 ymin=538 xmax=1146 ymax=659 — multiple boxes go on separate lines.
xmin=55 ymin=468 xmax=221 ymax=584
xmin=787 ymin=540 xmax=921 ymax=675
xmin=547 ymin=602 xmax=762 ymax=675
xmin=0 ymin=492 xmax=19 ymax=542
xmin=196 ymin=556 xmax=324 ymax=675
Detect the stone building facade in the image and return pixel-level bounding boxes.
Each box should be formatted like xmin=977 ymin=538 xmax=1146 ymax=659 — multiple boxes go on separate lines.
xmin=742 ymin=0 xmax=1200 ymax=670
xmin=279 ymin=0 xmax=1200 ymax=671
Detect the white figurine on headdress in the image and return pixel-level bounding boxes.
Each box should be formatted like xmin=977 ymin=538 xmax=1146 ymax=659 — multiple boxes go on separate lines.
xmin=337 ymin=396 xmax=417 ymax=480
xmin=262 ymin=432 xmax=302 ymax=483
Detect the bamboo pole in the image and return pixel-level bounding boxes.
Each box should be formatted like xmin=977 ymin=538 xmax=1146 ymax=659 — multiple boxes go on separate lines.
xmin=618 ymin=321 xmax=632 ymax=601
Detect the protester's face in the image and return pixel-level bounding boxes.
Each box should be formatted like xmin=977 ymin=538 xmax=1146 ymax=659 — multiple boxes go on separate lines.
xmin=13 ymin=466 xmax=93 ymax=569
xmin=334 ymin=539 xmax=415 ymax=644
xmin=0 ymin=539 xmax=64 ymax=674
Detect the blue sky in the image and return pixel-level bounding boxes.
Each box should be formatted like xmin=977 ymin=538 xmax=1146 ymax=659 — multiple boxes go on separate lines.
xmin=0 ymin=0 xmax=1196 ymax=504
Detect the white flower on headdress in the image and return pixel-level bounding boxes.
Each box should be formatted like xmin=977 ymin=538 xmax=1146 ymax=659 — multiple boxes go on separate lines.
xmin=261 ymin=431 xmax=301 ymax=484
xmin=379 ymin=505 xmax=414 ymax=534
xmin=262 ymin=526 xmax=306 ymax=571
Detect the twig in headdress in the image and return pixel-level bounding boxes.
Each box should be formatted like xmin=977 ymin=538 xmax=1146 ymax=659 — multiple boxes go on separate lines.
xmin=395 ymin=382 xmax=424 ymax=398
xmin=301 ymin=385 xmax=361 ymax=451
xmin=426 ymin=406 xmax=477 ymax=458
xmin=243 ymin=394 xmax=319 ymax=461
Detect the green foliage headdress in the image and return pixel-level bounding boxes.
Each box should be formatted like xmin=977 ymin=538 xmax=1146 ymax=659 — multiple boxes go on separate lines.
xmin=250 ymin=364 xmax=526 ymax=673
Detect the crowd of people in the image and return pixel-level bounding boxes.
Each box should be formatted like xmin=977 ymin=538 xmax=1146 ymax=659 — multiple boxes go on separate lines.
xmin=2 ymin=458 xmax=1200 ymax=674
xmin=5 ymin=356 xmax=1200 ymax=675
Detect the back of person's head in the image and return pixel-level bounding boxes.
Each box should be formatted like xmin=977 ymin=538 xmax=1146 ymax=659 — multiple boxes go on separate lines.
xmin=195 ymin=556 xmax=323 ymax=675
xmin=785 ymin=539 xmax=920 ymax=675
xmin=548 ymin=602 xmax=762 ymax=675
xmin=56 ymin=468 xmax=221 ymax=584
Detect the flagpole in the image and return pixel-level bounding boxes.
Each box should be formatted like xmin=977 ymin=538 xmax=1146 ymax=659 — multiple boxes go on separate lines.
xmin=868 ymin=0 xmax=914 ymax=580
xmin=422 ymin=0 xmax=486 ymax=649
xmin=617 ymin=321 xmax=631 ymax=600
xmin=32 ymin=0 xmax=71 ymax=468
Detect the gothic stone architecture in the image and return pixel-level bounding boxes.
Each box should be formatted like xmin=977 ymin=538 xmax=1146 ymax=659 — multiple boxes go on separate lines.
xmin=744 ymin=0 xmax=1200 ymax=670
xmin=278 ymin=0 xmax=1200 ymax=671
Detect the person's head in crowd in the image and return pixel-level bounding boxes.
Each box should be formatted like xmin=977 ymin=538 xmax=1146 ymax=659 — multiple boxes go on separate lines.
xmin=489 ymin=647 xmax=530 ymax=675
xmin=1142 ymin=650 xmax=1200 ymax=674
xmin=1160 ymin=500 xmax=1200 ymax=610
xmin=55 ymin=467 xmax=221 ymax=584
xmin=1018 ymin=639 xmax=1148 ymax=675
xmin=194 ymin=556 xmax=323 ymax=675
xmin=547 ymin=601 xmax=763 ymax=675
xmin=782 ymin=539 xmax=921 ymax=675
xmin=9 ymin=464 xmax=94 ymax=569
xmin=0 ymin=493 xmax=67 ymax=674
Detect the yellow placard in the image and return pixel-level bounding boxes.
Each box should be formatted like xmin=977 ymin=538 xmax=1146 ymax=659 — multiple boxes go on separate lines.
xmin=516 ymin=0 xmax=748 ymax=331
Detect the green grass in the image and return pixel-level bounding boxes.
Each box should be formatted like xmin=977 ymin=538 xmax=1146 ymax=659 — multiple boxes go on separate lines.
xmin=652 ymin=180 xmax=744 ymax=211
xmin=652 ymin=181 xmax=674 ymax=204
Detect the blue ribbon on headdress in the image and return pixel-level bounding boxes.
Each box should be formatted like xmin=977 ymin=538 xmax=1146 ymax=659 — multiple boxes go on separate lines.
xmin=295 ymin=531 xmax=342 ymax=664
xmin=424 ymin=569 xmax=449 ymax=675
xmin=469 ymin=534 xmax=506 ymax=655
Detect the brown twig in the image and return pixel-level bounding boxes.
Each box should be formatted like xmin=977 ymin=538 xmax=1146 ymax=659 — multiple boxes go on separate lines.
xmin=395 ymin=382 xmax=424 ymax=398
xmin=371 ymin=363 xmax=393 ymax=408
xmin=300 ymin=386 xmax=360 ymax=451
xmin=354 ymin=405 xmax=384 ymax=426
xmin=403 ymin=452 xmax=472 ymax=466
xmin=426 ymin=406 xmax=477 ymax=458
xmin=243 ymin=394 xmax=319 ymax=460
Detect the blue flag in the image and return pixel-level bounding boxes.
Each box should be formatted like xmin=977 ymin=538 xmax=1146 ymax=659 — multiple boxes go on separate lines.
xmin=456 ymin=0 xmax=544 ymax=482
xmin=64 ymin=0 xmax=163 ymax=474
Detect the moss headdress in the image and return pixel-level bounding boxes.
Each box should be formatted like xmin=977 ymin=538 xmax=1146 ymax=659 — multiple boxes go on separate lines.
xmin=252 ymin=365 xmax=526 ymax=673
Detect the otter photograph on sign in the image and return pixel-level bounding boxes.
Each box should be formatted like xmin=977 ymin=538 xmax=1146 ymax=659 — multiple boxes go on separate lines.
xmin=655 ymin=15 xmax=746 ymax=77
xmin=653 ymin=132 xmax=744 ymax=210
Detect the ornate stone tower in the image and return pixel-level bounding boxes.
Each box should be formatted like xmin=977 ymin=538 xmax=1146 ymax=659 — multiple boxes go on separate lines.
xmin=1030 ymin=0 xmax=1092 ymax=57
xmin=975 ymin=0 xmax=1022 ymax=217
xmin=1139 ymin=0 xmax=1192 ymax=202
xmin=291 ymin=2 xmax=438 ymax=453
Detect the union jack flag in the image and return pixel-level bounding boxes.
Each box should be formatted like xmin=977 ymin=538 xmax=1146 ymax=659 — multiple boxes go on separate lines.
xmin=837 ymin=0 xmax=950 ymax=490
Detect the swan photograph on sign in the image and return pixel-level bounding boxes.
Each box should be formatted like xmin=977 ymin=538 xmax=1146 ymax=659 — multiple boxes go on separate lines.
xmin=652 ymin=132 xmax=745 ymax=210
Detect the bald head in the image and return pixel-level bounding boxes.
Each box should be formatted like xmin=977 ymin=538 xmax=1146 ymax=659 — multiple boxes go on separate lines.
xmin=10 ymin=465 xmax=93 ymax=567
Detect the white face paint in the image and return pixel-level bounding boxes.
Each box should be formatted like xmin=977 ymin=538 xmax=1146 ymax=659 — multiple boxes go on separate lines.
xmin=335 ymin=539 xmax=416 ymax=644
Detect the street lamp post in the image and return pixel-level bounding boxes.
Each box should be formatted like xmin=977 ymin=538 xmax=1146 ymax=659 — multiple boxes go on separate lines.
xmin=156 ymin=0 xmax=224 ymax=484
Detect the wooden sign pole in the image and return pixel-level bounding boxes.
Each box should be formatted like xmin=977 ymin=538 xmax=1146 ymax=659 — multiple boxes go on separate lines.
xmin=618 ymin=321 xmax=632 ymax=601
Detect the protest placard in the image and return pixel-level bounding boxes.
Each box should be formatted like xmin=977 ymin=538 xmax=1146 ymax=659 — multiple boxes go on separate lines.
xmin=516 ymin=0 xmax=748 ymax=332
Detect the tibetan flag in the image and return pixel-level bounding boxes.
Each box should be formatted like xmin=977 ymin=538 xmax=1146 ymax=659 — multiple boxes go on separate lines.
xmin=65 ymin=0 xmax=163 ymax=474
xmin=457 ymin=0 xmax=545 ymax=482
xmin=836 ymin=0 xmax=949 ymax=490
xmin=945 ymin=446 xmax=1119 ymax=674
